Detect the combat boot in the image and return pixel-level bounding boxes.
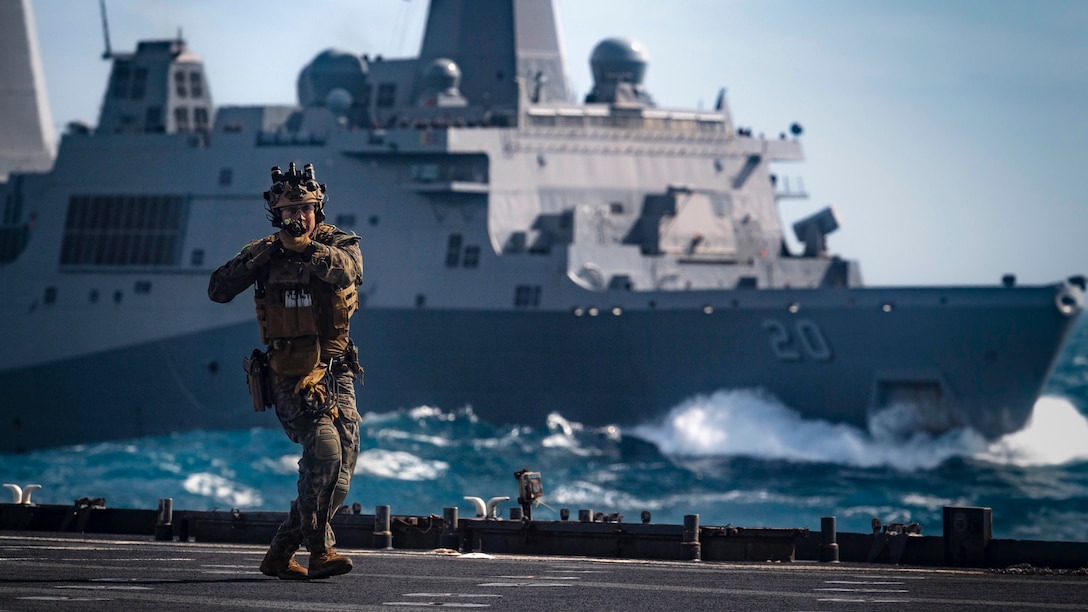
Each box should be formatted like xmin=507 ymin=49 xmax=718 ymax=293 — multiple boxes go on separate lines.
xmin=308 ymin=548 xmax=353 ymax=578
xmin=260 ymin=549 xmax=309 ymax=580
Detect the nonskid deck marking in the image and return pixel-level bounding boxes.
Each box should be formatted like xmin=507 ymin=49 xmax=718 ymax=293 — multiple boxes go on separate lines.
xmin=18 ymin=595 xmax=112 ymax=602
xmin=383 ymin=604 xmax=490 ymax=608
xmin=54 ymin=585 xmax=154 ymax=591
xmin=814 ymin=587 xmax=911 ymax=593
xmin=817 ymin=597 xmax=911 ymax=603
xmin=402 ymin=594 xmax=502 ymax=598
xmin=477 ymin=580 xmax=574 ymax=587
xmin=823 ymin=580 xmax=906 ymax=585
xmin=491 ymin=570 xmax=578 ymax=574
xmin=383 ymin=590 xmax=503 ymax=607
xmin=89 ymin=578 xmax=181 ymax=583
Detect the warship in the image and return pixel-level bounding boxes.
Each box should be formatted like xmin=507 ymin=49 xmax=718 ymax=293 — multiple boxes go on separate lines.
xmin=0 ymin=0 xmax=1083 ymax=454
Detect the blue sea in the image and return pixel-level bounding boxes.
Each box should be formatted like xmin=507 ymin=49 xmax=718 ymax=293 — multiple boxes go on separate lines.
xmin=3 ymin=318 xmax=1087 ymax=543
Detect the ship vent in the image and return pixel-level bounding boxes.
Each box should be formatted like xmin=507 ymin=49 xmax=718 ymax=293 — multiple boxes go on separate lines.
xmin=60 ymin=195 xmax=189 ymax=267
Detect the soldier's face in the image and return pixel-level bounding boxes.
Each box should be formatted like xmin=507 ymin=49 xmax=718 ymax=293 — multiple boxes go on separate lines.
xmin=279 ymin=203 xmax=316 ymax=232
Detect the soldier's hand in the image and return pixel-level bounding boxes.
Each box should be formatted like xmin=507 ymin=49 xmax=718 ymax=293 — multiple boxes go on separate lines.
xmin=279 ymin=230 xmax=312 ymax=253
xmin=244 ymin=235 xmax=284 ymax=268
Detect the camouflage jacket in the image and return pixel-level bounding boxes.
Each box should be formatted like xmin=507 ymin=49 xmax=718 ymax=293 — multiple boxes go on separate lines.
xmin=207 ymin=224 xmax=363 ymax=305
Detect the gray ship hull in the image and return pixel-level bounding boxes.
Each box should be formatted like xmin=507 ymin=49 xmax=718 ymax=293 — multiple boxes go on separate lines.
xmin=1 ymin=0 xmax=1083 ymax=453
xmin=2 ymin=283 xmax=1078 ymax=453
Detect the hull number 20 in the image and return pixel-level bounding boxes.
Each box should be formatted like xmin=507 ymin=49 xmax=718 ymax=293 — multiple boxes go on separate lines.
xmin=762 ymin=319 xmax=833 ymax=362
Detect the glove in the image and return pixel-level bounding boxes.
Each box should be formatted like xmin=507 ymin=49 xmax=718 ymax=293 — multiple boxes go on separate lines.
xmin=244 ymin=235 xmax=282 ymax=269
xmin=294 ymin=367 xmax=327 ymax=403
xmin=294 ymin=366 xmax=335 ymax=419
xmin=279 ymin=230 xmax=312 ymax=253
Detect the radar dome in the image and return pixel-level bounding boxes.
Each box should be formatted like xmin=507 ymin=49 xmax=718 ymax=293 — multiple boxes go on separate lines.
xmin=297 ymin=49 xmax=368 ymax=107
xmin=422 ymin=58 xmax=462 ymax=93
xmin=325 ymin=88 xmax=353 ymax=115
xmin=590 ymin=38 xmax=649 ymax=85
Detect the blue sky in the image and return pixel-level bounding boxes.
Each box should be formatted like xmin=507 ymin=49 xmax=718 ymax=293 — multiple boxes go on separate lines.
xmin=28 ymin=0 xmax=1088 ymax=286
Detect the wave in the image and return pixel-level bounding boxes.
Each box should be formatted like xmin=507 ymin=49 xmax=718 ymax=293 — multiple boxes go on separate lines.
xmin=973 ymin=397 xmax=1088 ymax=467
xmin=628 ymin=390 xmax=1088 ymax=470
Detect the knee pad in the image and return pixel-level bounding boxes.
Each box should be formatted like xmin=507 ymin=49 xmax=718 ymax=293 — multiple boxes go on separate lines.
xmin=332 ymin=478 xmax=350 ymax=510
xmin=314 ymin=423 xmax=341 ymax=462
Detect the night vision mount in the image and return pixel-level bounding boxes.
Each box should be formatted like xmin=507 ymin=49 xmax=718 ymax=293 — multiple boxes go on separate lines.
xmin=264 ymin=162 xmax=328 ymax=229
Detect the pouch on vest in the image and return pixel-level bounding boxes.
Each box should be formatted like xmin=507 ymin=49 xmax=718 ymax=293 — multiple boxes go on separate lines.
xmin=242 ymin=349 xmax=274 ymax=412
xmin=318 ymin=284 xmax=358 ymax=335
xmin=262 ymin=295 xmax=319 ymax=339
xmin=268 ymin=336 xmax=321 ymax=378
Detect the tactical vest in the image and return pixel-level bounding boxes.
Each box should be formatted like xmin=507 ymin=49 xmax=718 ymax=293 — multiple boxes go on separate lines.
xmin=254 ymin=254 xmax=358 ymax=377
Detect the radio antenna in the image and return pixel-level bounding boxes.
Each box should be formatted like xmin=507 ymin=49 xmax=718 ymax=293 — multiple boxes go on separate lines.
xmin=99 ymin=0 xmax=113 ymax=59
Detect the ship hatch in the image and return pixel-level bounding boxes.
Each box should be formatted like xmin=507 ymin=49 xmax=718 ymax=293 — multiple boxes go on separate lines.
xmin=871 ymin=379 xmax=956 ymax=435
xmin=876 ymin=380 xmax=942 ymax=407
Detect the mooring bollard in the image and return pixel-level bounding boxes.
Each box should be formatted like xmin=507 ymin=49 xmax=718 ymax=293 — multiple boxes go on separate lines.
xmin=820 ymin=516 xmax=840 ymax=563
xmin=154 ymin=498 xmax=173 ymax=541
xmin=441 ymin=507 xmax=459 ymax=551
xmin=373 ymin=505 xmax=393 ymax=549
xmin=509 ymin=507 xmax=523 ymax=521
xmin=682 ymin=514 xmax=701 ymax=561
xmin=578 ymin=509 xmax=594 ymax=523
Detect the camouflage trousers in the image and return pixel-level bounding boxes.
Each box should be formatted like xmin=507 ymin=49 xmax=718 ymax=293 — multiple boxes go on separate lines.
xmin=269 ymin=367 xmax=360 ymax=555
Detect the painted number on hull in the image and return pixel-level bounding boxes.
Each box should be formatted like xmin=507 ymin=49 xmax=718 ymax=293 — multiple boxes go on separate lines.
xmin=762 ymin=319 xmax=833 ymax=362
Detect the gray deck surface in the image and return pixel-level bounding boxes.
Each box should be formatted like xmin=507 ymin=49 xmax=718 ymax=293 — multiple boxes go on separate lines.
xmin=0 ymin=532 xmax=1084 ymax=611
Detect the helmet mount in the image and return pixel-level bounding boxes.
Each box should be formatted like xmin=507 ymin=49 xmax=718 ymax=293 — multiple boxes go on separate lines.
xmin=264 ymin=162 xmax=327 ymax=227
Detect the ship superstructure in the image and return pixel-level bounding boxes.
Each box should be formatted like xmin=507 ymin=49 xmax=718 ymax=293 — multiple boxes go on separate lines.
xmin=0 ymin=0 xmax=1082 ymax=452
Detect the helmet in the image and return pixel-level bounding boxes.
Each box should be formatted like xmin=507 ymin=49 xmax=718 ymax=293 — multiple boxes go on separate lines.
xmin=263 ymin=162 xmax=328 ymax=227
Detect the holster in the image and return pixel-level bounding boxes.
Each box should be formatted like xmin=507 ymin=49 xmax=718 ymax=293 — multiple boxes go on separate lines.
xmin=242 ymin=348 xmax=274 ymax=412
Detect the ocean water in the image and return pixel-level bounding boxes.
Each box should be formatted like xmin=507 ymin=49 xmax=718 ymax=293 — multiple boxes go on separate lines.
xmin=3 ymin=318 xmax=1086 ymax=543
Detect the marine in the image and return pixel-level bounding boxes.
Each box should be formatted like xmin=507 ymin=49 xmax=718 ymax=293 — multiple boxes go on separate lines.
xmin=208 ymin=162 xmax=364 ymax=580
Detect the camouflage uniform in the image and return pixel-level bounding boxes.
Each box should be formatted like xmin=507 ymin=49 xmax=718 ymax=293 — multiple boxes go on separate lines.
xmin=267 ymin=366 xmax=360 ymax=556
xmin=208 ymin=165 xmax=362 ymax=577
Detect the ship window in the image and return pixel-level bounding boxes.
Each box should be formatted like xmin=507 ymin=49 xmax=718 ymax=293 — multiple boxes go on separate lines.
xmin=145 ymin=106 xmax=163 ymax=133
xmin=411 ymin=164 xmax=440 ymax=182
xmin=60 ymin=195 xmax=190 ymax=268
xmin=189 ymin=71 xmax=204 ymax=98
xmin=191 ymin=249 xmax=205 ymax=266
xmin=514 ymin=285 xmax=541 ymax=308
xmin=369 ymin=215 xmax=380 ymax=226
xmin=134 ymin=280 xmax=152 ymax=294
xmin=445 ymin=234 xmax=462 ymax=268
xmin=174 ymin=71 xmax=188 ymax=97
xmin=610 ymin=202 xmax=624 ymax=214
xmin=175 ymin=107 xmax=190 ymax=131
xmin=194 ymin=108 xmax=209 ymax=131
xmin=131 ymin=67 xmax=148 ymax=99
xmin=377 ymin=83 xmax=397 ymax=108
xmin=114 ymin=290 xmax=123 ymax=303
xmin=44 ymin=286 xmax=57 ymax=304
xmin=335 ymin=214 xmax=356 ymax=227
xmin=415 ymin=294 xmax=426 ymax=308
xmin=89 ymin=289 xmax=99 ymax=303
xmin=112 ymin=64 xmax=132 ymax=98
xmin=3 ymin=189 xmax=21 ymax=224
xmin=218 ymin=167 xmax=232 ymax=186
xmin=463 ymin=245 xmax=480 ymax=268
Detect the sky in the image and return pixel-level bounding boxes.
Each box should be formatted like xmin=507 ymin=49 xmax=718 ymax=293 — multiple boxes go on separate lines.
xmin=26 ymin=0 xmax=1088 ymax=286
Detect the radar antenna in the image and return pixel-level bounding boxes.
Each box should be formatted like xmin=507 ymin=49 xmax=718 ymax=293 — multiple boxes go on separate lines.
xmin=99 ymin=0 xmax=113 ymax=59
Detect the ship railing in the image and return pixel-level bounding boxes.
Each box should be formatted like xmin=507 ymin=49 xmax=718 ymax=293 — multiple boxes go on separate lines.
xmin=524 ymin=106 xmax=730 ymax=139
xmin=255 ymin=130 xmax=328 ymax=147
